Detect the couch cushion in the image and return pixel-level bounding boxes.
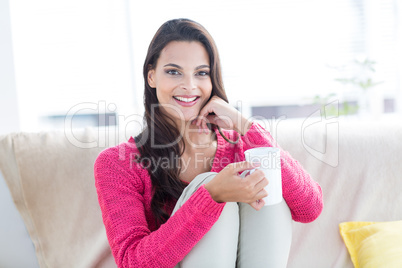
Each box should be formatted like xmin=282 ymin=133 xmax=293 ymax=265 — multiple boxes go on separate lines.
xmin=0 ymin=129 xmax=118 ymax=268
xmin=339 ymin=221 xmax=402 ymax=268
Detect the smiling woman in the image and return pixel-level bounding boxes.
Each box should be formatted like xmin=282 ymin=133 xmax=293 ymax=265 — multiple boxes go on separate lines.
xmin=147 ymin=41 xmax=212 ymax=125
xmin=94 ymin=18 xmax=323 ymax=268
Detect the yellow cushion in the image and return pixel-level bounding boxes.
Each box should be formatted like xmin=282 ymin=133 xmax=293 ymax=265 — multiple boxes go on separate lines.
xmin=339 ymin=221 xmax=402 ymax=268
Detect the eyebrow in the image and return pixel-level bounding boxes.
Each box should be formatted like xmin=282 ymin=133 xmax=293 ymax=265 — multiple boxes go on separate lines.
xmin=163 ymin=63 xmax=210 ymax=70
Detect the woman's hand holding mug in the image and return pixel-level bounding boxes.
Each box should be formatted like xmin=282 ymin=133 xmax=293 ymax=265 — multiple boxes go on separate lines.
xmin=204 ymin=161 xmax=269 ymax=211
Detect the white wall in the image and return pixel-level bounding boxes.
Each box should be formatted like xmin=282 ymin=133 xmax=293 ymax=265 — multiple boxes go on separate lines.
xmin=0 ymin=0 xmax=19 ymax=135
xmin=1 ymin=1 xmax=39 ymax=266
xmin=9 ymin=0 xmax=137 ymax=132
xmin=397 ymin=0 xmax=402 ymax=114
xmin=0 ymin=172 xmax=40 ymax=267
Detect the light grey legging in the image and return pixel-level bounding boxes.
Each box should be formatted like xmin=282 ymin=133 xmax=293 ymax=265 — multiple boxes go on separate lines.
xmin=172 ymin=172 xmax=292 ymax=268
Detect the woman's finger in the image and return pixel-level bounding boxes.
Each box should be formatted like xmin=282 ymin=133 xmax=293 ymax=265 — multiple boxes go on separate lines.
xmin=196 ymin=117 xmax=208 ymax=134
xmin=198 ymin=102 xmax=215 ymax=121
xmin=255 ymin=188 xmax=268 ymax=200
xmin=249 ymin=199 xmax=265 ymax=211
xmin=203 ymin=120 xmax=209 ymax=134
xmin=229 ymin=161 xmax=260 ymax=174
xmin=254 ymin=176 xmax=269 ymax=191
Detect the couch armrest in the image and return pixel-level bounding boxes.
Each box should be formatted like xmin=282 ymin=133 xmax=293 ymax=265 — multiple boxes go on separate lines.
xmin=0 ymin=129 xmax=117 ymax=268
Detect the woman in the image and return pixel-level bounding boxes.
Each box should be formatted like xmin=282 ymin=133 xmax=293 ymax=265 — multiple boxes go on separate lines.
xmin=94 ymin=18 xmax=323 ymax=268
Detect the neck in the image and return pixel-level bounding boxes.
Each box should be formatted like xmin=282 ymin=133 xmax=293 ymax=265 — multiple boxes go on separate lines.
xmin=179 ymin=122 xmax=216 ymax=155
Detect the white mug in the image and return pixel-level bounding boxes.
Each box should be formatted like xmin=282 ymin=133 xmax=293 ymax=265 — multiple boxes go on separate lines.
xmin=240 ymin=147 xmax=283 ymax=206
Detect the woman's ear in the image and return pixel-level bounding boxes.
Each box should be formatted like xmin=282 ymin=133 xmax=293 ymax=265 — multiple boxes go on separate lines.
xmin=147 ymin=69 xmax=156 ymax=88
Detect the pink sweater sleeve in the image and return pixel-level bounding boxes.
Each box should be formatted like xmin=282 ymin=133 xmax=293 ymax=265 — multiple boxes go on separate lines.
xmin=94 ymin=148 xmax=225 ymax=268
xmin=241 ymin=122 xmax=324 ymax=223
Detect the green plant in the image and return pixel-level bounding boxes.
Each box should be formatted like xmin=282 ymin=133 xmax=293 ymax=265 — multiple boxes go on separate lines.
xmin=334 ymin=58 xmax=383 ymax=91
xmin=314 ymin=58 xmax=383 ymax=116
xmin=313 ymin=93 xmax=358 ymax=117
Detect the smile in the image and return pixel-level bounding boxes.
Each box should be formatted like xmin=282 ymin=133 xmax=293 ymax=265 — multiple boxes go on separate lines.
xmin=173 ymin=96 xmax=200 ymax=107
xmin=173 ymin=96 xmax=199 ymax=102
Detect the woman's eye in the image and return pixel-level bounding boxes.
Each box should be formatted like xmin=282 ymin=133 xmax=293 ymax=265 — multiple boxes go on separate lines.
xmin=197 ymin=71 xmax=209 ymax=76
xmin=166 ymin=69 xmax=180 ymax=75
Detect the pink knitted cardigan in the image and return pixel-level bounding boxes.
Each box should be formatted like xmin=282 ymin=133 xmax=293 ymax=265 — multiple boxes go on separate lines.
xmin=94 ymin=121 xmax=323 ymax=268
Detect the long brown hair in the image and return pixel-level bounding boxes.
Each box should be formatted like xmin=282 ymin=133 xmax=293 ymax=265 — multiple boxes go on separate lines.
xmin=134 ymin=18 xmax=230 ymax=227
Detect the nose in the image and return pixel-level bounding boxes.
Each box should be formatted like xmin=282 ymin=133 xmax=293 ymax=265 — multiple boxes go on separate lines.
xmin=181 ymin=74 xmax=196 ymax=90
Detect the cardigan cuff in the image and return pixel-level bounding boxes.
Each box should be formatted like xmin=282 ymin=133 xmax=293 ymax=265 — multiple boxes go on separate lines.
xmin=188 ymin=185 xmax=226 ymax=218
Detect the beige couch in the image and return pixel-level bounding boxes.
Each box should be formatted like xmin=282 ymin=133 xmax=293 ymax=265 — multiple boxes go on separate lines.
xmin=1 ymin=118 xmax=401 ymax=268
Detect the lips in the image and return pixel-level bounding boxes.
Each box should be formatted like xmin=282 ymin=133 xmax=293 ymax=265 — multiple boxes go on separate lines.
xmin=173 ymin=95 xmax=199 ymax=102
xmin=173 ymin=95 xmax=200 ymax=106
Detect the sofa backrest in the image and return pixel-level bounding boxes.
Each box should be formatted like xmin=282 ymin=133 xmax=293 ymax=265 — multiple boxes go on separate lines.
xmin=1 ymin=119 xmax=402 ymax=268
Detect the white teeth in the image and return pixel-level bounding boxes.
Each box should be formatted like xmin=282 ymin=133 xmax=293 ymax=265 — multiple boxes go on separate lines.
xmin=174 ymin=96 xmax=198 ymax=102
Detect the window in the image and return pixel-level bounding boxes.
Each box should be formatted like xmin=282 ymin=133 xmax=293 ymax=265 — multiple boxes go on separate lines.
xmin=8 ymin=0 xmax=402 ymax=131
xmin=9 ymin=0 xmax=135 ymax=130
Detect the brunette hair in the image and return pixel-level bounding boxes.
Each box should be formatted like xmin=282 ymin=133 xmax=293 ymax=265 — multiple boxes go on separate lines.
xmin=134 ymin=18 xmax=232 ymax=227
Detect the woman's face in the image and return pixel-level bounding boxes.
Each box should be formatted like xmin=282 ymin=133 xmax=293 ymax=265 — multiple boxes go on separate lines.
xmin=147 ymin=41 xmax=212 ymax=125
